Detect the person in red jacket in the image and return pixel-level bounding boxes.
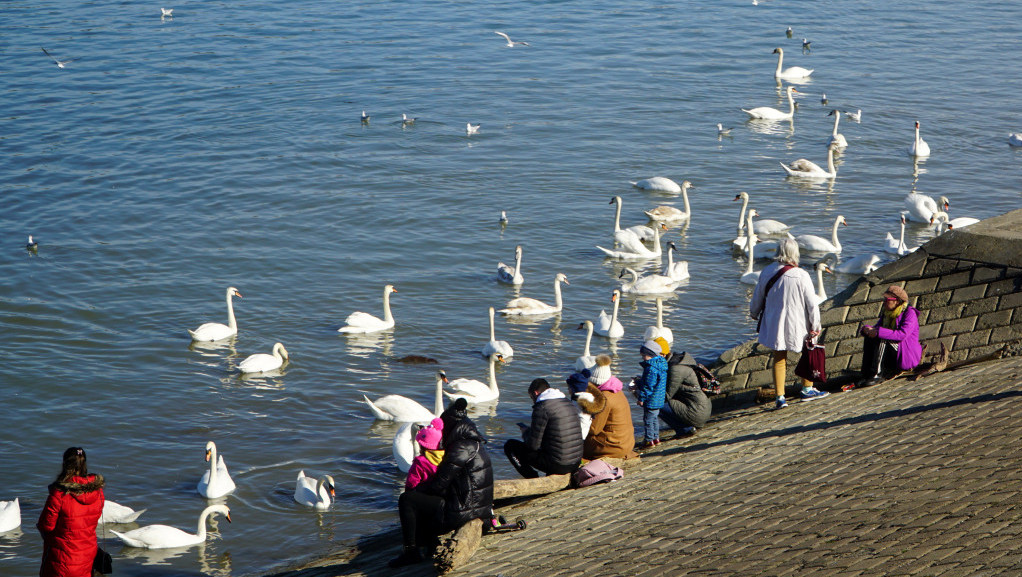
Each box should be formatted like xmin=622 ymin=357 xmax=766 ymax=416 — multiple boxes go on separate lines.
xmin=37 ymin=447 xmax=105 ymax=577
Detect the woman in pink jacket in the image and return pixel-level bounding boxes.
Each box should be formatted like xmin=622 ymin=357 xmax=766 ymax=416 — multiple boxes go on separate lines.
xmin=37 ymin=447 xmax=105 ymax=577
xmin=858 ymin=285 xmax=923 ymax=387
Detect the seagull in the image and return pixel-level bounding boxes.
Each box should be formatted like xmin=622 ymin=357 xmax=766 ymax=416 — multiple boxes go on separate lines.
xmin=786 ymin=27 xmax=793 ymax=38
xmin=41 ymin=48 xmax=76 ymax=69
xmin=361 ymin=110 xmax=370 ymax=124
xmin=161 ymin=7 xmax=173 ymax=17
xmin=466 ymin=123 xmax=480 ymax=135
xmin=821 ymin=93 xmax=828 ymax=105
xmin=802 ymin=38 xmax=812 ymax=51
xmin=494 ymin=31 xmax=529 ymax=47
xmin=27 ymin=235 xmax=39 ymax=250
xmin=846 ymin=109 xmax=862 ymax=123
xmin=401 ymin=113 xmax=417 ymax=126
xmin=717 ymin=123 xmax=733 ymax=136
xmin=499 ymin=211 xmax=509 ymax=225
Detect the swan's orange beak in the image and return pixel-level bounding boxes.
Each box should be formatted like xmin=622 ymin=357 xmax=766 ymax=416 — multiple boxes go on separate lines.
xmin=611 ymin=293 xmax=619 ymax=303
xmin=235 ymin=291 xmax=243 ymax=298
xmin=329 ymin=486 xmax=336 ymax=497
xmin=225 ymin=513 xmax=232 ymax=523
xmin=205 ymin=449 xmax=211 ymax=462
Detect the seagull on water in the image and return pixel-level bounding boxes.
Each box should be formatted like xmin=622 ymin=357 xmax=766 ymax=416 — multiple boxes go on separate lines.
xmin=786 ymin=27 xmax=793 ymax=38
xmin=361 ymin=110 xmax=370 ymax=124
xmin=27 ymin=236 xmax=39 ymax=250
xmin=161 ymin=7 xmax=173 ymax=17
xmin=41 ymin=48 xmax=76 ymax=69
xmin=802 ymin=38 xmax=812 ymax=51
xmin=821 ymin=93 xmax=828 ymax=105
xmin=401 ymin=114 xmax=417 ymax=126
xmin=466 ymin=123 xmax=480 ymax=135
xmin=846 ymin=109 xmax=862 ymax=123
xmin=499 ymin=211 xmax=509 ymax=225
xmin=717 ymin=123 xmax=733 ymax=136
xmin=495 ymin=31 xmax=529 ymax=47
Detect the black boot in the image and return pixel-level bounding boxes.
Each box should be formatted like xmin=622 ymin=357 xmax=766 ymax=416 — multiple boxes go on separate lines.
xmin=388 ymin=547 xmax=424 ymax=568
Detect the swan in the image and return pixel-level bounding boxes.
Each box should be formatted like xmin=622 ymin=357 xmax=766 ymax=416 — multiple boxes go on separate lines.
xmin=903 ymin=193 xmax=949 ymax=223
xmin=742 ymin=86 xmax=798 ymax=120
xmin=393 ymin=422 xmax=418 ymax=473
xmin=496 ymin=246 xmax=525 ymax=285
xmin=846 ymin=109 xmax=862 ymax=123
xmin=610 ymin=196 xmax=656 ymax=245
xmin=909 ymin=121 xmax=931 ymax=157
xmin=734 ymin=192 xmax=790 ymax=236
xmin=294 ymin=471 xmax=335 ymax=510
xmin=101 ymin=500 xmax=146 ymax=524
xmin=630 ymin=176 xmax=682 ymax=194
xmin=643 ymin=297 xmax=673 ymax=344
xmin=1010 ymin=133 xmax=1022 ymax=147
xmin=197 ymin=441 xmax=236 ymax=499
xmin=596 ymin=223 xmax=666 ymax=260
xmin=781 ymin=144 xmax=838 ymax=178
xmin=739 ymin=211 xmax=764 ymax=285
xmin=444 ymin=353 xmax=503 ymax=403
xmin=575 ymin=320 xmax=596 ymax=371
xmin=812 ymin=261 xmax=833 ymax=306
xmin=363 ymin=369 xmax=444 ymax=422
xmin=619 ymin=267 xmax=679 ymax=295
xmin=0 ymin=498 xmax=19 ymax=533
xmin=338 ymin=285 xmax=397 ymax=333
xmin=644 ymin=182 xmax=692 ymax=222
xmin=829 ymin=253 xmax=882 ymax=275
xmin=239 ymin=342 xmax=289 ymax=373
xmin=481 ymin=307 xmax=514 ymax=358
xmin=828 ymin=109 xmax=848 ymax=149
xmin=797 ymin=215 xmax=847 ymax=253
xmin=500 ymin=273 xmax=568 ymax=315
xmin=111 ymin=505 xmax=231 ymax=549
xmin=884 ymin=214 xmax=918 ymax=256
xmin=773 ymin=47 xmax=813 ymax=79
xmin=188 ymin=287 xmax=242 ymax=342
xmin=594 ymin=289 xmax=624 ymax=339
xmin=664 ymin=242 xmax=690 ymax=282
xmin=931 ymin=211 xmax=979 ymax=231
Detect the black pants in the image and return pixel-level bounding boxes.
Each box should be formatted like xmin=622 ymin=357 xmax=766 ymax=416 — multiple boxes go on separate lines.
xmin=861 ymin=336 xmax=899 ymax=381
xmin=397 ymin=490 xmax=444 ymax=548
xmin=503 ymin=439 xmax=578 ymax=479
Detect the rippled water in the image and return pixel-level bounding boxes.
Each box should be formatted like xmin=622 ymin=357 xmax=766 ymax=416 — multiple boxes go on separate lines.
xmin=2 ymin=0 xmax=1021 ymax=574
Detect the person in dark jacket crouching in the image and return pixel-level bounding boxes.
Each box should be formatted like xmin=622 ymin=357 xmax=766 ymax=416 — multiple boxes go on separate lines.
xmin=504 ymin=378 xmax=583 ymax=478
xmin=389 ymin=398 xmax=494 ymax=568
xmin=659 ymin=350 xmax=712 ymax=437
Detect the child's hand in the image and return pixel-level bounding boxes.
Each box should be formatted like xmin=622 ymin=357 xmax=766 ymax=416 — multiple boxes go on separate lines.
xmin=637 ymin=400 xmax=644 ymax=407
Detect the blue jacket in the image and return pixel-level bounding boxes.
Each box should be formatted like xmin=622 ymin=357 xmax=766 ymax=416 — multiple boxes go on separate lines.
xmin=635 ymin=355 xmax=667 ymax=410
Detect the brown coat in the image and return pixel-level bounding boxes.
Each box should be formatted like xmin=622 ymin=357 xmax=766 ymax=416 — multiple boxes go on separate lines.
xmin=578 ymin=384 xmax=638 ymax=460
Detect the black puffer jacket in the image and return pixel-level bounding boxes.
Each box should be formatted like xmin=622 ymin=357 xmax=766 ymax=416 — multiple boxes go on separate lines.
xmin=525 ymin=394 xmax=584 ymax=467
xmin=665 ymin=352 xmax=712 ymax=429
xmin=421 ymin=401 xmax=493 ymax=529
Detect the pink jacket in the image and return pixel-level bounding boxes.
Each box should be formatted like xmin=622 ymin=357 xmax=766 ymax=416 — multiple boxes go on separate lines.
xmin=404 ymin=450 xmax=443 ymax=491
xmin=874 ymin=306 xmax=923 ymax=371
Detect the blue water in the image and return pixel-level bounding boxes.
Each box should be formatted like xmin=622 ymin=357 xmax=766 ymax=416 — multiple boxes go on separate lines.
xmin=2 ymin=0 xmax=1021 ymax=574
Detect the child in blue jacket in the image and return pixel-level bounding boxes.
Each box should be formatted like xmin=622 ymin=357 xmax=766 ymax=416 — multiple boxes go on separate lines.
xmin=633 ymin=340 xmax=668 ymax=448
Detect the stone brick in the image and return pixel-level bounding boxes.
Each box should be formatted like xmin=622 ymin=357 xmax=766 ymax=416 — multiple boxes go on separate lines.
xmin=848 ymin=352 xmax=863 ymax=369
xmin=821 ymin=306 xmax=849 ymax=326
xmin=954 ymin=329 xmax=991 ymax=350
xmin=871 ymin=250 xmax=928 ymax=283
xmin=977 ymin=310 xmax=1013 ymax=330
xmin=719 ymin=341 xmax=756 ymax=364
xmin=916 ymin=308 xmax=930 ymax=325
xmin=973 ymin=266 xmax=1006 ymax=284
xmin=726 ymin=372 xmax=749 ymax=389
xmin=904 ymin=276 xmax=941 ymax=295
xmin=968 ymin=344 xmax=1005 ymax=361
xmin=869 ymin=284 xmax=895 ymax=301
xmin=927 ymin=303 xmax=965 ymax=323
xmin=717 ymin=361 xmax=738 ymax=378
xmin=735 ymin=354 xmax=770 ymax=374
xmin=937 ymin=271 xmax=972 ymax=291
xmin=991 ymin=324 xmax=1022 ymax=344
xmin=963 ymin=296 xmax=1000 ymax=317
xmin=950 ymin=284 xmax=988 ymax=304
xmin=999 ymin=291 xmax=1022 ymax=311
xmin=921 ymin=337 xmax=954 ymax=356
xmin=840 ymin=283 xmax=871 ymax=306
xmin=919 ymin=324 xmax=941 ymax=341
xmin=823 ymin=323 xmax=860 ymax=341
xmin=923 ymin=258 xmax=962 ymax=277
xmin=940 ymin=316 xmax=978 ymax=336
xmin=836 ymin=338 xmax=864 ymax=355
xmin=746 ymin=369 xmax=774 ymax=388
xmin=823 ymin=341 xmax=837 ymax=357
xmin=987 ymin=276 xmax=1022 ymax=297
xmin=828 ymin=354 xmax=852 ymax=372
xmin=847 ymin=303 xmax=880 ymax=323
xmin=917 ymin=290 xmax=953 ymax=309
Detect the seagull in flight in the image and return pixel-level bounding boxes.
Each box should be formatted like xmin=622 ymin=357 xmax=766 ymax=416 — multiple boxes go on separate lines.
xmin=466 ymin=123 xmax=480 ymax=135
xmin=494 ymin=31 xmax=529 ymax=47
xmin=41 ymin=48 xmax=76 ymax=69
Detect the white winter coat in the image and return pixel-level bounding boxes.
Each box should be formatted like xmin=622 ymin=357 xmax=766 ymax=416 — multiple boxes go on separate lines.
xmin=750 ymin=262 xmax=821 ymax=352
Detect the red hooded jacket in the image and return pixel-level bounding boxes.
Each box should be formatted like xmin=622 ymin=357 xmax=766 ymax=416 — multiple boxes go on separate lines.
xmin=37 ymin=474 xmax=105 ymax=577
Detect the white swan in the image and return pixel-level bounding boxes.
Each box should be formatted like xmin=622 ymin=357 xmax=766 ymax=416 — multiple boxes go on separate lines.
xmin=644 ymin=182 xmax=692 ymax=222
xmin=111 ymin=505 xmax=231 ymax=549
xmin=781 ymin=144 xmax=838 ymax=178
xmin=239 ymin=342 xmax=289 ymax=373
xmin=594 ymin=289 xmax=624 ymax=339
xmin=197 ymin=441 xmax=236 ymax=499
xmin=828 ymin=109 xmax=848 ymax=149
xmin=884 ymin=214 xmax=918 ymax=256
xmin=363 ymin=369 xmax=444 ymax=422
xmin=619 ymin=267 xmax=679 ymax=295
xmin=742 ymin=86 xmax=798 ymax=120
xmin=797 ymin=215 xmax=847 ymax=253
xmin=497 ymin=246 xmax=525 ymax=285
xmin=830 ymin=253 xmax=882 ymax=275
xmin=188 ymin=287 xmax=242 ymax=342
xmin=739 ymin=211 xmax=764 ymax=285
xmin=101 ymin=500 xmax=146 ymax=524
xmin=812 ymin=261 xmax=832 ymax=306
xmin=631 ymin=176 xmax=682 ymax=193
xmin=393 ymin=422 xmax=418 ymax=473
xmin=643 ymin=297 xmax=674 ymax=344
xmin=903 ymin=193 xmax=949 ymax=223
xmin=500 ymin=273 xmax=568 ymax=316
xmin=664 ymin=242 xmax=690 ymax=282
xmin=294 ymin=471 xmax=335 ymax=510
xmin=1009 ymin=133 xmax=1022 ymax=147
xmin=610 ymin=196 xmax=656 ymax=245
xmin=773 ymin=47 xmax=813 ymax=79
xmin=445 ymin=353 xmax=503 ymax=403
xmin=0 ymin=498 xmax=20 ymax=533
xmin=338 ymin=285 xmax=397 ymax=333
xmin=575 ymin=320 xmax=596 ymax=371
xmin=931 ymin=211 xmax=979 ymax=231
xmin=596 ymin=223 xmax=666 ymax=260
xmin=481 ymin=307 xmax=514 ymax=358
xmin=734 ymin=192 xmax=789 ymax=236
xmin=909 ymin=121 xmax=931 ymax=157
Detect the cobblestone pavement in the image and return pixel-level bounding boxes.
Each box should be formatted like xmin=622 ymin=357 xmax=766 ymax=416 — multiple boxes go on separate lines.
xmin=271 ymin=355 xmax=1022 ymax=577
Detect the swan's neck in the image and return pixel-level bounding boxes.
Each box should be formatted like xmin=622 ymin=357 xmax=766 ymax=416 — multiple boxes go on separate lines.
xmin=656 ymin=299 xmax=664 ymax=329
xmin=651 ymin=226 xmax=662 ymax=255
xmin=826 ymin=147 xmax=836 ymax=175
xmin=196 ymin=508 xmax=219 ymax=540
xmin=315 ymin=478 xmax=328 ymax=504
xmin=207 ymin=445 xmax=218 ymax=484
xmin=488 ymin=355 xmax=499 ymax=394
xmin=513 ymin=251 xmax=521 ymax=277
xmin=681 ymin=186 xmax=691 ymax=218
xmin=816 ymin=268 xmax=826 ymax=300
xmin=552 ymin=279 xmax=563 ymax=309
xmin=745 ymin=215 xmax=757 ymax=273
xmin=667 ymin=245 xmax=674 ymax=271
xmin=899 ymin=220 xmax=906 ymax=247
xmin=611 ymin=295 xmax=620 ymax=325
xmin=915 ymin=125 xmax=921 ymax=146
xmin=786 ymin=89 xmax=796 ymax=114
xmin=226 ymin=291 xmax=237 ymax=331
xmin=832 ymin=114 xmax=840 ymax=136
xmin=382 ymin=289 xmax=393 ymax=323
xmin=583 ymin=324 xmax=593 ymax=357
xmin=831 ymin=219 xmax=843 ymax=251
xmin=613 ymin=199 xmax=623 ymax=234
xmin=775 ymin=50 xmax=784 ymax=76
xmin=434 ymin=374 xmax=444 ymax=415
xmin=736 ymin=195 xmax=748 ymax=234
xmin=488 ymin=308 xmax=497 ymax=341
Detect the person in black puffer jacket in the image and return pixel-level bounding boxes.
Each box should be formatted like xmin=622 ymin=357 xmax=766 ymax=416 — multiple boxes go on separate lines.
xmin=504 ymin=378 xmax=583 ymax=478
xmin=659 ymin=351 xmax=712 ymax=435
xmin=389 ymin=398 xmax=494 ymax=568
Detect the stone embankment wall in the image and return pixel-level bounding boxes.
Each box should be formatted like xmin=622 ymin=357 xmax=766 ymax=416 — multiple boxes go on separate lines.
xmin=712 ymin=209 xmax=1022 ymax=397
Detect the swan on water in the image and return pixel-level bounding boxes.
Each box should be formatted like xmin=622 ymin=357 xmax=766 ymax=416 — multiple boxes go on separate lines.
xmin=619 ymin=267 xmax=679 ymax=295
xmin=909 ymin=120 xmax=931 ymax=157
xmin=496 ymin=246 xmax=525 ymax=285
xmin=828 ymin=109 xmax=848 ymax=149
xmin=294 ymin=471 xmax=335 ymax=510
xmin=111 ymin=505 xmax=230 ymax=549
xmin=596 ymin=223 xmax=666 ymax=259
xmin=796 ymin=215 xmax=847 ymax=253
xmin=500 ymin=273 xmax=568 ymax=315
xmin=630 ymin=177 xmax=683 ymax=194
xmin=931 ymin=211 xmax=979 ymax=231
xmin=734 ymin=192 xmax=789 ymax=236
xmin=363 ymin=369 xmax=444 ymax=422
xmin=0 ymin=498 xmax=20 ymax=533
xmin=239 ymin=342 xmax=289 ymax=373
xmin=742 ymin=86 xmax=798 ymax=120
xmin=393 ymin=373 xmax=447 ymax=471
xmin=644 ymin=182 xmax=692 ymax=223
xmin=903 ymin=192 xmax=949 ymax=223
xmin=781 ymin=144 xmax=839 ymax=178
xmin=664 ymin=242 xmax=690 ymax=282
xmin=609 ymin=196 xmax=656 ymax=244
xmin=643 ymin=297 xmax=673 ymax=344
xmin=575 ymin=320 xmax=596 ymax=371
xmin=827 ymin=253 xmax=881 ymax=275
xmin=188 ymin=287 xmax=242 ymax=342
xmin=444 ymin=353 xmax=503 ymax=404
xmin=739 ymin=211 xmax=764 ymax=285
xmin=339 ymin=285 xmax=397 ymax=333
xmin=101 ymin=500 xmax=146 ymax=524
xmin=197 ymin=441 xmax=236 ymax=499
xmin=773 ymin=47 xmax=813 ymax=79
xmin=811 ymin=261 xmax=832 ymax=306
xmin=883 ymin=214 xmax=918 ymax=256
xmin=594 ymin=289 xmax=624 ymax=339
xmin=481 ymin=307 xmax=514 ymax=358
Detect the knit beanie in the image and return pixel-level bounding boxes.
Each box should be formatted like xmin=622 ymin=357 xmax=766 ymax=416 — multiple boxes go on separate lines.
xmin=589 ymin=354 xmax=612 ymax=385
xmin=641 ymin=340 xmax=662 ymax=357
xmin=415 ymin=418 xmax=444 ymax=451
xmin=885 ymin=285 xmax=909 ymax=303
xmin=654 ymin=336 xmax=670 ymax=356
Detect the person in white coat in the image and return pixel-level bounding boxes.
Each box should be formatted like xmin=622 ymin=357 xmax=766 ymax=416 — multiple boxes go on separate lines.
xmin=749 ymin=238 xmax=829 ymax=409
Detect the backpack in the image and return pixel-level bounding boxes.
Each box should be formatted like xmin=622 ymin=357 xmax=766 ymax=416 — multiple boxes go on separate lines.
xmin=693 ymin=362 xmax=722 ymax=396
xmin=572 ymin=459 xmax=624 ymax=488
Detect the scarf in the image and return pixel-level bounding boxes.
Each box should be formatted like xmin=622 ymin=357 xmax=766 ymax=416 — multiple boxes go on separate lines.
xmin=881 ymin=303 xmax=906 ymax=329
xmin=424 ymin=449 xmax=444 ymax=467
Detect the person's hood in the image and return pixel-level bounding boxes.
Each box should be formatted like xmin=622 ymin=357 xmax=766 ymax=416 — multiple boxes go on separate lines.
xmin=667 ymin=351 xmax=697 ymax=367
xmin=576 ymin=383 xmax=607 ymax=415
xmin=51 ymin=474 xmax=104 ymax=505
xmin=535 ymin=388 xmax=566 ymax=403
xmin=598 ymin=375 xmax=624 ymax=393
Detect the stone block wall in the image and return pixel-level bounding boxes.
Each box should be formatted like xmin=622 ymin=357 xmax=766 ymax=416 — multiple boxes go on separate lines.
xmin=711 ymin=209 xmax=1022 ymax=398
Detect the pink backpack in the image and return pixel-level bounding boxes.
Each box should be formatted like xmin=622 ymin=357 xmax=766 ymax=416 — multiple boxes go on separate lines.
xmin=572 ymin=459 xmax=624 ymax=488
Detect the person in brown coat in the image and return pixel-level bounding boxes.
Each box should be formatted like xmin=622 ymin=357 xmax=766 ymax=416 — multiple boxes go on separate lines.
xmin=577 ymin=355 xmax=638 ymax=460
